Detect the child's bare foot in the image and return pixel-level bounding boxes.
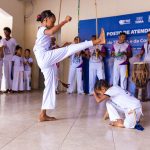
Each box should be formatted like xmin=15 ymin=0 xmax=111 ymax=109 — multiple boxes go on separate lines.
xmin=39 ymin=114 xmax=56 ymax=122
xmin=93 ymin=28 xmax=106 ymax=45
xmin=99 ymin=28 xmax=106 ymax=44
xmin=46 ymin=115 xmax=57 ymax=120
xmin=109 ymin=119 xmax=124 ymax=128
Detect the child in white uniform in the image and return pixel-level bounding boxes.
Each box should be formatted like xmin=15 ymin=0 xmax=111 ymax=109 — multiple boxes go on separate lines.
xmin=67 ymin=36 xmax=84 ymax=94
xmin=33 ymin=10 xmax=105 ymax=122
xmin=94 ymin=80 xmax=142 ymax=129
xmin=88 ymin=35 xmax=106 ymax=95
xmin=0 ymin=36 xmax=4 ymax=92
xmin=111 ymin=32 xmax=132 ymax=90
xmin=12 ymin=46 xmax=24 ymax=92
xmin=2 ymin=27 xmax=17 ymax=92
xmin=23 ymin=49 xmax=33 ymax=91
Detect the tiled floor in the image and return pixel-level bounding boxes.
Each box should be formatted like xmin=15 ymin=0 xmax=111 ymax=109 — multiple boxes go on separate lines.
xmin=0 ymin=91 xmax=149 ymax=150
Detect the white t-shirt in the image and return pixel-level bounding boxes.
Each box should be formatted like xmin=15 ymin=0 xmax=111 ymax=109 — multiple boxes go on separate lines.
xmin=112 ymin=42 xmax=130 ymax=64
xmin=143 ymin=42 xmax=150 ymax=63
xmin=70 ymin=54 xmax=83 ymax=68
xmin=33 ymin=26 xmax=51 ymax=52
xmin=24 ymin=57 xmax=33 ymax=71
xmin=104 ymin=86 xmax=141 ymax=110
xmin=2 ymin=38 xmax=17 ymax=60
xmin=89 ymin=45 xmax=105 ymax=63
xmin=12 ymin=55 xmax=24 ymax=71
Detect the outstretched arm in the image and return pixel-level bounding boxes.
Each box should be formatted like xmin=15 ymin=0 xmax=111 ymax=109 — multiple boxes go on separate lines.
xmin=44 ymin=16 xmax=72 ymax=36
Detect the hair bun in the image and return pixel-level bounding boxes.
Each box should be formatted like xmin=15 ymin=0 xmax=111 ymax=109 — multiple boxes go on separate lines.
xmin=36 ymin=14 xmax=42 ymax=21
xmin=36 ymin=10 xmax=55 ymax=22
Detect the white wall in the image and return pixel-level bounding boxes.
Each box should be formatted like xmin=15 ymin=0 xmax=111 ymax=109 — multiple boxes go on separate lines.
xmin=25 ymin=0 xmax=150 ymax=89
xmin=0 ymin=9 xmax=13 ymax=37
xmin=0 ymin=0 xmax=25 ymax=46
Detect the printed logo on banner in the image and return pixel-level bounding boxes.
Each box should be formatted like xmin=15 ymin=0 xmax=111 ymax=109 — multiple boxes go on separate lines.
xmin=135 ymin=17 xmax=144 ymax=24
xmin=148 ymin=15 xmax=150 ymax=22
xmin=119 ymin=19 xmax=131 ymax=25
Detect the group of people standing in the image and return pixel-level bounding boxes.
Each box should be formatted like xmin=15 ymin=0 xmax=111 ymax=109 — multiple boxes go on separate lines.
xmin=66 ymin=32 xmax=150 ymax=98
xmin=0 ymin=27 xmax=33 ymax=93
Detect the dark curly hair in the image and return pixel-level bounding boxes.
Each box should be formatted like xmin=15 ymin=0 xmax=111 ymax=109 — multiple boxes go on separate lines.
xmin=3 ymin=27 xmax=11 ymax=33
xmin=94 ymin=80 xmax=109 ymax=91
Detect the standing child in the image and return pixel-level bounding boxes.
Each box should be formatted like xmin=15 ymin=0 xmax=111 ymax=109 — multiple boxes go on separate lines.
xmin=94 ymin=80 xmax=143 ymax=129
xmin=2 ymin=27 xmax=17 ymax=93
xmin=33 ymin=10 xmax=105 ymax=122
xmin=111 ymin=32 xmax=132 ymax=90
xmin=88 ymin=35 xmax=106 ymax=95
xmin=24 ymin=49 xmax=33 ymax=91
xmin=67 ymin=36 xmax=84 ymax=94
xmin=11 ymin=45 xmax=24 ymax=92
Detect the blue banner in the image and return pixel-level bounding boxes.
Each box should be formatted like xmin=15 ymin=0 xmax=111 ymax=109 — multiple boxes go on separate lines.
xmin=79 ymin=11 xmax=150 ymax=94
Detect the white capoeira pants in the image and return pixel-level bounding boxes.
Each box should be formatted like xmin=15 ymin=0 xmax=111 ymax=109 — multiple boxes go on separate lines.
xmin=34 ymin=41 xmax=93 ymax=110
xmin=2 ymin=59 xmax=12 ymax=90
xmin=12 ymin=69 xmax=24 ymax=91
xmin=0 ymin=60 xmax=3 ymax=90
xmin=67 ymin=66 xmax=84 ymax=94
xmin=89 ymin=62 xmax=105 ymax=94
xmin=53 ymin=64 xmax=59 ymax=91
xmin=106 ymin=101 xmax=142 ymax=128
xmin=24 ymin=71 xmax=31 ymax=91
xmin=113 ymin=61 xmax=128 ymax=90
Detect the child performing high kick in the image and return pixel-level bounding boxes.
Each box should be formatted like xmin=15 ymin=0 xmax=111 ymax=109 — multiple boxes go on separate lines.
xmin=33 ymin=10 xmax=105 ymax=122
